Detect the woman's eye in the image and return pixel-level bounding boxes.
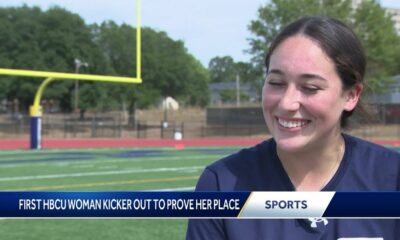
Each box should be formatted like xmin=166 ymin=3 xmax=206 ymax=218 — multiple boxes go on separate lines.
xmin=267 ymin=81 xmax=285 ymax=87
xmin=302 ymin=86 xmax=320 ymax=93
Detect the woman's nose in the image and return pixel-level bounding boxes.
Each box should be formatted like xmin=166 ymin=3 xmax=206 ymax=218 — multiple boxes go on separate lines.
xmin=278 ymin=86 xmax=301 ymax=111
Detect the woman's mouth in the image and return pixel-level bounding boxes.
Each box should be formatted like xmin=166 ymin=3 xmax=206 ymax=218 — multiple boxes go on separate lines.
xmin=277 ymin=117 xmax=310 ymax=129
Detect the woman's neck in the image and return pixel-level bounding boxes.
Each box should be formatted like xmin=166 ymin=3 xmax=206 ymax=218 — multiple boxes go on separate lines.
xmin=277 ymin=133 xmax=345 ymax=191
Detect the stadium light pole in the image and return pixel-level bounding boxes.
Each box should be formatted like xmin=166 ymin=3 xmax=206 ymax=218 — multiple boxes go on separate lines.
xmin=236 ymin=73 xmax=240 ymax=107
xmin=74 ymin=58 xmax=89 ymax=113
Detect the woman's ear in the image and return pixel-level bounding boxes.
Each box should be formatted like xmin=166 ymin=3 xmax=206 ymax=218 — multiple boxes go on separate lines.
xmin=344 ymin=83 xmax=363 ymax=111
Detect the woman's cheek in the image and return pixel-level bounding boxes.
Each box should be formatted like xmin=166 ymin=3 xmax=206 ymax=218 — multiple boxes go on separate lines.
xmin=262 ymin=90 xmax=281 ymax=110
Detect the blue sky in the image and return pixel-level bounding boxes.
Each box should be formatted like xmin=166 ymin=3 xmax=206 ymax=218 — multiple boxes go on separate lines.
xmin=0 ymin=0 xmax=399 ymax=67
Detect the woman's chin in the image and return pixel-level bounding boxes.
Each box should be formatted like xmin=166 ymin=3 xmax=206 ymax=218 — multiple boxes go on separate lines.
xmin=275 ymin=137 xmax=309 ymax=153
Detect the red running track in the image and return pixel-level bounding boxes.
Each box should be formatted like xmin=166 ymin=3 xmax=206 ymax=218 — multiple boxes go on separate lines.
xmin=0 ymin=138 xmax=399 ymax=150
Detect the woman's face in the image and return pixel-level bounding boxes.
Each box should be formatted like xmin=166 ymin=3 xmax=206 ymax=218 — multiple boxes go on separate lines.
xmin=262 ymin=35 xmax=358 ymax=153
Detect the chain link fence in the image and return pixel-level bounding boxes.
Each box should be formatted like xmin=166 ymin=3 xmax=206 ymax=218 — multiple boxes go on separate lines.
xmin=0 ymin=109 xmax=399 ymax=140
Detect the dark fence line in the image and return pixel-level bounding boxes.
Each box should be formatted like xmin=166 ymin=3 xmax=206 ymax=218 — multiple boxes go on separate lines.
xmin=0 ymin=114 xmax=269 ymax=139
xmin=0 ymin=113 xmax=399 ymax=140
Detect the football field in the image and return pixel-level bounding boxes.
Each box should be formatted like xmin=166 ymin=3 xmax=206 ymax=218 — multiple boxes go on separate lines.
xmin=0 ymin=145 xmax=399 ymax=239
xmin=0 ymin=146 xmax=241 ymax=240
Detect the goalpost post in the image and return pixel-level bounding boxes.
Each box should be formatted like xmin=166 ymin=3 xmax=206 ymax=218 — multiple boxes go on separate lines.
xmin=0 ymin=0 xmax=142 ymax=149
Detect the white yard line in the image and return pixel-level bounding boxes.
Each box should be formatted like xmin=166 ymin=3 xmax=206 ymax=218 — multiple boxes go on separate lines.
xmin=72 ymin=164 xmax=95 ymax=169
xmin=96 ymin=165 xmax=118 ymax=170
xmin=0 ymin=155 xmax=216 ymax=168
xmin=0 ymin=166 xmax=203 ymax=182
xmin=146 ymin=186 xmax=195 ymax=191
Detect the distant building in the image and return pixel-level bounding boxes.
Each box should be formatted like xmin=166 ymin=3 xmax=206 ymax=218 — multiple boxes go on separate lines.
xmin=209 ymin=82 xmax=259 ymax=105
xmin=367 ymin=75 xmax=400 ymax=104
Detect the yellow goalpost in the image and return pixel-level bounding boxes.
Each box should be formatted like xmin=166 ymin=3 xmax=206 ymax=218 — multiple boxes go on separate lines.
xmin=0 ymin=0 xmax=142 ymax=149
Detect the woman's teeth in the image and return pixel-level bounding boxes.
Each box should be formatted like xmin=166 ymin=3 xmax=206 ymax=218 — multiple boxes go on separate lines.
xmin=278 ymin=118 xmax=309 ymax=128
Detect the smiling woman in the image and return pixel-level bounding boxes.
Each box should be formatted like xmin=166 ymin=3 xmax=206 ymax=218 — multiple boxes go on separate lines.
xmin=187 ymin=16 xmax=400 ymax=240
xmin=263 ymin=34 xmax=358 ymax=191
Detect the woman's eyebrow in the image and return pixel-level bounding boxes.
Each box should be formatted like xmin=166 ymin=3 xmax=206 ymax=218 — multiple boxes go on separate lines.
xmin=267 ymin=69 xmax=284 ymax=75
xmin=267 ymin=70 xmax=327 ymax=82
xmin=299 ymin=73 xmax=327 ymax=82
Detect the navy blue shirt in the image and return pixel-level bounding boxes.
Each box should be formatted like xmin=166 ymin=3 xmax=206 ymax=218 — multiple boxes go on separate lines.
xmin=186 ymin=134 xmax=400 ymax=239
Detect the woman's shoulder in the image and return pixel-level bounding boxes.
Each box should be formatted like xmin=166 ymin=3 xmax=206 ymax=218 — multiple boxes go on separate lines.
xmin=344 ymin=134 xmax=400 ymax=160
xmin=340 ymin=134 xmax=400 ymax=190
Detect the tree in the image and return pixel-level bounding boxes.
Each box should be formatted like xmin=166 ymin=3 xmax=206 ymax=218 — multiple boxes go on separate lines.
xmin=0 ymin=6 xmax=110 ymax=113
xmin=208 ymin=56 xmax=260 ymax=83
xmin=352 ymin=0 xmax=400 ymax=93
xmin=91 ymin=22 xmax=210 ymax=123
xmin=208 ymin=56 xmax=236 ymax=83
xmin=0 ymin=6 xmax=45 ymax=111
xmin=248 ymin=0 xmax=400 ymax=93
xmin=208 ymin=56 xmax=263 ymax=100
xmin=0 ymin=6 xmax=209 ymax=116
xmin=180 ymin=56 xmax=210 ymax=106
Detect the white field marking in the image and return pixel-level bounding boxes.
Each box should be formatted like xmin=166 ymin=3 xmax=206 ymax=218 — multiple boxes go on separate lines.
xmin=72 ymin=164 xmax=95 ymax=169
xmin=76 ymin=155 xmax=216 ymax=165
xmin=0 ymin=146 xmax=234 ymax=163
xmin=180 ymin=169 xmax=201 ymax=173
xmin=0 ymin=147 xmax=232 ymax=155
xmin=146 ymin=186 xmax=195 ymax=191
xmin=0 ymin=166 xmax=204 ymax=182
xmin=55 ymin=162 xmax=73 ymax=167
xmin=0 ymin=146 xmax=224 ymax=158
xmin=8 ymin=176 xmax=198 ymax=191
xmin=96 ymin=165 xmax=118 ymax=170
xmin=0 ymin=148 xmax=164 ymax=155
xmin=0 ymin=155 xmax=217 ymax=169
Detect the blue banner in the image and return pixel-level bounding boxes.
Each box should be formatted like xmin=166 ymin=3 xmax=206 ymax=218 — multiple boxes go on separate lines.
xmin=1 ymin=192 xmax=400 ymax=218
xmin=323 ymin=192 xmax=400 ymax=217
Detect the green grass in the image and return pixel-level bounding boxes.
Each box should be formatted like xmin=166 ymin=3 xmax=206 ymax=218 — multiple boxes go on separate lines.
xmin=0 ymin=146 xmax=241 ymax=240
xmin=3 ymin=145 xmax=398 ymax=239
